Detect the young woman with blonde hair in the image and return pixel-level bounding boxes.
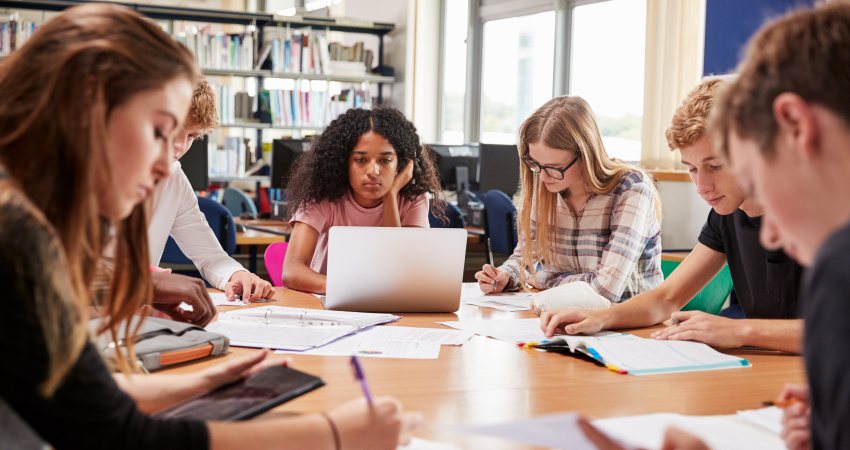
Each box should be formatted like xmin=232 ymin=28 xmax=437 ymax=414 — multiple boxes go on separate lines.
xmin=0 ymin=4 xmax=413 ymax=449
xmin=475 ymin=96 xmax=663 ymax=306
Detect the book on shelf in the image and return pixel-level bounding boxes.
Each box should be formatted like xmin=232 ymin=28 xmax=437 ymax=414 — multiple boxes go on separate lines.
xmin=262 ymin=27 xmax=330 ymax=75
xmin=209 ymin=137 xmax=247 ymax=177
xmin=0 ymin=14 xmax=38 ymax=56
xmin=175 ymin=26 xmax=255 ymax=72
xmin=258 ymin=87 xmax=371 ymax=128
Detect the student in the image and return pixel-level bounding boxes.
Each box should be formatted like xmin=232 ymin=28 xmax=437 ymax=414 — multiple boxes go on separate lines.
xmin=540 ymin=80 xmax=804 ymax=354
xmin=475 ymin=96 xmax=663 ymax=304
xmin=282 ymin=106 xmax=444 ymax=294
xmin=148 ymin=78 xmax=273 ymax=302
xmin=0 ymin=5 xmax=413 ymax=449
xmin=714 ymin=4 xmax=850 ymax=448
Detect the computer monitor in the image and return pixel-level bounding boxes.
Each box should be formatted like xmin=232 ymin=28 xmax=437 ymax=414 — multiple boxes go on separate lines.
xmin=478 ymin=143 xmax=520 ymax=197
xmin=270 ymin=138 xmax=310 ymax=189
xmin=181 ymin=135 xmax=209 ymax=191
xmin=428 ymin=144 xmax=480 ymax=192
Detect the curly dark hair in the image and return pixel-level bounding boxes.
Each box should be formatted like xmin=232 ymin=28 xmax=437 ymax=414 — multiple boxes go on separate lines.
xmin=286 ymin=106 xmax=446 ymax=221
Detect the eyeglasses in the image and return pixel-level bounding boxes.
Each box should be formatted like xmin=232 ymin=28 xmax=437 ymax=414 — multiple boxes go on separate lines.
xmin=521 ymin=153 xmax=580 ymax=180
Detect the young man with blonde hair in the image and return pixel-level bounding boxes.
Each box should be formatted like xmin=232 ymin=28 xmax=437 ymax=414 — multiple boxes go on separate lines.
xmin=540 ymin=78 xmax=804 ymax=354
xmin=148 ymin=78 xmax=273 ymax=324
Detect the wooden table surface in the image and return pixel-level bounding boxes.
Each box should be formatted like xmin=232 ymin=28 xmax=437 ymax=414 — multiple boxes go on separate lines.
xmin=163 ymin=288 xmax=805 ymax=449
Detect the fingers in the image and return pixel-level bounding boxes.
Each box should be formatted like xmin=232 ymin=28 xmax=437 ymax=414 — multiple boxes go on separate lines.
xmin=224 ymin=281 xmax=238 ymax=301
xmin=225 ymin=349 xmax=270 ymax=377
xmin=784 ymin=429 xmax=810 ymax=450
xmin=542 ymin=310 xmax=583 ymax=337
xmin=780 ymin=383 xmax=810 ymax=403
xmin=669 ymin=310 xmax=698 ymax=324
xmin=398 ymin=412 xmax=423 ymax=446
xmin=482 ymin=264 xmax=498 ymax=278
xmin=474 ymin=271 xmax=495 ymax=293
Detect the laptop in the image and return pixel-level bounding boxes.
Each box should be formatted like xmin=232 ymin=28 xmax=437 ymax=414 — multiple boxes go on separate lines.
xmin=324 ymin=226 xmax=467 ymax=313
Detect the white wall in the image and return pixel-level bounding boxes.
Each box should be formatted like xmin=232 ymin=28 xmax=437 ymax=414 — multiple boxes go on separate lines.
xmin=341 ymin=0 xmax=410 ymax=112
xmin=657 ymin=180 xmax=710 ymax=250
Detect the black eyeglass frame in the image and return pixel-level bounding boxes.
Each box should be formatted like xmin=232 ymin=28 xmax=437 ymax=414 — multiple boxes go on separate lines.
xmin=521 ymin=152 xmax=580 ymax=180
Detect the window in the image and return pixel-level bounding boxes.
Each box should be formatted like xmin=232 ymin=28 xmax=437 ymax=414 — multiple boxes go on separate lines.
xmin=569 ymin=0 xmax=646 ymax=162
xmin=479 ymin=11 xmax=555 ymax=144
xmin=440 ymin=0 xmax=469 ymax=144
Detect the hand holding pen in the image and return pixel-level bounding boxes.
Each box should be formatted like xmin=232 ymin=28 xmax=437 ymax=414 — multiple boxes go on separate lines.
xmin=474 ymin=264 xmax=510 ymax=294
xmin=350 ymin=355 xmax=373 ymax=406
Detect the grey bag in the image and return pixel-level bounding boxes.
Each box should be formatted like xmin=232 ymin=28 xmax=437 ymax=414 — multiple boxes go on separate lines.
xmin=89 ymin=316 xmax=229 ymax=372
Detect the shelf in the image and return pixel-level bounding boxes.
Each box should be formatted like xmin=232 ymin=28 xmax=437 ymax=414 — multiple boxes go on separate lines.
xmin=0 ymin=1 xmax=395 ymax=33
xmin=219 ymin=123 xmax=323 ymax=132
xmin=266 ymin=72 xmax=394 ymax=83
xmin=202 ymin=68 xmax=270 ymax=78
xmin=209 ymin=175 xmax=269 ymax=183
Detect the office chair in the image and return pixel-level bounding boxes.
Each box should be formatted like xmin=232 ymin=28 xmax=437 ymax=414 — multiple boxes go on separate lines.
xmin=429 ymin=202 xmax=466 ymax=228
xmin=483 ymin=189 xmax=518 ymax=265
xmin=263 ymin=241 xmax=288 ymax=287
xmin=222 ymin=187 xmax=259 ymax=218
xmin=661 ymin=259 xmax=733 ymax=315
xmin=161 ymin=196 xmax=237 ymax=270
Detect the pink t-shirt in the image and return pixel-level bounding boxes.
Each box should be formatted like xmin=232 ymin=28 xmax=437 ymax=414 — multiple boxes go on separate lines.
xmin=289 ymin=191 xmax=430 ymax=274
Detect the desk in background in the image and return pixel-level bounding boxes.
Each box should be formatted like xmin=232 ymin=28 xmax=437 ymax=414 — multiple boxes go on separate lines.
xmin=164 ymin=288 xmax=805 ymax=449
xmin=235 ymin=219 xmax=289 ymax=273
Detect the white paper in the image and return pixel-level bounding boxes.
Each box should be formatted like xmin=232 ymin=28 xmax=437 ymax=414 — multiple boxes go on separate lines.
xmin=210 ymin=292 xmax=247 ymax=307
xmin=460 ymin=283 xmax=533 ymax=312
xmin=438 ymin=318 xmax=546 ymax=344
xmin=278 ymin=338 xmax=440 ymax=359
xmin=736 ymin=406 xmax=783 ymax=435
xmin=351 ymin=326 xmax=475 ymax=346
xmin=397 ymin=438 xmax=460 ymax=450
xmin=441 ymin=412 xmax=597 ymax=450
xmin=594 ymin=412 xmax=785 ymax=450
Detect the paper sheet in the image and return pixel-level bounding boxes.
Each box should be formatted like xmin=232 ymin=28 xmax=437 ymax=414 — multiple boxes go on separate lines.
xmin=438 ymin=318 xmax=545 ymax=344
xmin=440 ymin=413 xmax=597 ymax=450
xmin=736 ymin=406 xmax=783 ymax=435
xmin=274 ymin=326 xmax=471 ymax=359
xmin=398 ymin=438 xmax=460 ymax=450
xmin=594 ymin=412 xmax=785 ymax=450
xmin=460 ymin=283 xmax=533 ymax=312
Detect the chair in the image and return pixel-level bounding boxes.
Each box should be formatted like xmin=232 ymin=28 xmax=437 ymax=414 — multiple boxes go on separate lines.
xmin=263 ymin=241 xmax=288 ymax=287
xmin=429 ymin=202 xmax=465 ymax=228
xmin=660 ymin=259 xmax=733 ymax=315
xmin=222 ymin=187 xmax=259 ymax=218
xmin=161 ymin=196 xmax=237 ymax=267
xmin=483 ymin=190 xmax=518 ymax=264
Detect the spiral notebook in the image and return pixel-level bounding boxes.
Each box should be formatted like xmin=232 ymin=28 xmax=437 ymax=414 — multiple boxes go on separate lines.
xmin=206 ymin=306 xmax=399 ymax=351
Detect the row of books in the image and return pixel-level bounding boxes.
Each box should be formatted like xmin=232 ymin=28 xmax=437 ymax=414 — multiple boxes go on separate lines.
xmin=261 ymin=88 xmax=371 ymax=128
xmin=0 ymin=15 xmax=38 ymax=56
xmin=176 ymin=27 xmax=255 ymax=71
xmin=260 ymin=28 xmax=333 ymax=75
xmin=214 ymin=84 xmax=256 ymax=125
xmin=208 ymin=137 xmax=248 ymax=177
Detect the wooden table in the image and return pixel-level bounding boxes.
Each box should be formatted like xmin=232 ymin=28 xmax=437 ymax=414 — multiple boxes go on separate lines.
xmin=164 ymin=289 xmax=806 ymax=449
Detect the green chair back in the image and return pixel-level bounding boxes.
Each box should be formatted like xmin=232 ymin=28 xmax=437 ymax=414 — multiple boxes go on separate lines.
xmin=660 ymin=259 xmax=733 ymax=315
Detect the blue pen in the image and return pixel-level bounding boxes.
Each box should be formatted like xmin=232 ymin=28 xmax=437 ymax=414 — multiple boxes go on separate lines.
xmin=350 ymin=355 xmax=373 ymax=406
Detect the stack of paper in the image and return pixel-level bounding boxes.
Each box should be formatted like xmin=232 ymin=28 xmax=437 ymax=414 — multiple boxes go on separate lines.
xmin=459 ymin=283 xmax=534 ymax=312
xmin=207 ymin=306 xmax=399 ymax=351
xmin=438 ymin=318 xmax=545 ymax=344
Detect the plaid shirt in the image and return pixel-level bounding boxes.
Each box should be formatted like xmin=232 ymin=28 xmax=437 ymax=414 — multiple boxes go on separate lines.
xmin=500 ymin=170 xmax=663 ymax=302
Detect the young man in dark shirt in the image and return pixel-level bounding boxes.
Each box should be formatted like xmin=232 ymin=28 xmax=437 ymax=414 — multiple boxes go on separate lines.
xmin=540 ymin=79 xmax=804 ymax=354
xmin=716 ymin=4 xmax=850 ymax=449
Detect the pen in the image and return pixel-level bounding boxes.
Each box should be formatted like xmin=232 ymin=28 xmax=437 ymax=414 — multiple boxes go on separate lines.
xmin=350 ymin=355 xmax=373 ymax=406
xmin=486 ymin=238 xmax=496 ymax=290
xmin=762 ymin=398 xmax=799 ymax=408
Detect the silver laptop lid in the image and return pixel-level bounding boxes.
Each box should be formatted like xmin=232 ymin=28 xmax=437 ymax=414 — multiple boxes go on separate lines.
xmin=325 ymin=227 xmax=466 ymax=313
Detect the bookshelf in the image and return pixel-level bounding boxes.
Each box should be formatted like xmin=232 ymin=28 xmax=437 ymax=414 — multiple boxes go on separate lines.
xmin=1 ymin=0 xmax=396 ymax=185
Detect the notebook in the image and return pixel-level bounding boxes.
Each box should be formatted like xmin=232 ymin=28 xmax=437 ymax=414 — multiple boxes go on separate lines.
xmin=206 ymin=306 xmax=399 ymax=351
xmin=531 ymin=333 xmax=751 ymax=375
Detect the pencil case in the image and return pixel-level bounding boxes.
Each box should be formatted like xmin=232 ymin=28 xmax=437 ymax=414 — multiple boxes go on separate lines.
xmin=89 ymin=315 xmax=230 ymax=372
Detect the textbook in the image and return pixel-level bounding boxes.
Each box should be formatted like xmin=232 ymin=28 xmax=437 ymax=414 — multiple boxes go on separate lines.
xmin=206 ymin=306 xmax=399 ymax=351
xmin=530 ymin=333 xmax=751 ymax=375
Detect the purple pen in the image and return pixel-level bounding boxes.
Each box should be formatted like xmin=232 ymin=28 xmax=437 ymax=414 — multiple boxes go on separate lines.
xmin=350 ymin=355 xmax=374 ymax=406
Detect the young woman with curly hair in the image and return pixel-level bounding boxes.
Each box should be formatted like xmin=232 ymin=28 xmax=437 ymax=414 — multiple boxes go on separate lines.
xmin=283 ymin=106 xmax=444 ymax=294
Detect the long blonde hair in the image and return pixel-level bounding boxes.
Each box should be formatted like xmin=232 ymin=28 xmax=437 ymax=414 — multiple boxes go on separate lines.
xmin=516 ymin=96 xmax=660 ymax=286
xmin=0 ymin=4 xmax=198 ymax=395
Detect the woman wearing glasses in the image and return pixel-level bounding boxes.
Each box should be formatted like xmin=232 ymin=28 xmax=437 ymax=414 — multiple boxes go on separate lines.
xmin=475 ymin=96 xmax=663 ymax=308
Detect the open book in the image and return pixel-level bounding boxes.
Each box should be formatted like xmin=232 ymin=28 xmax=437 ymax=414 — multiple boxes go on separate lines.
xmin=206 ymin=306 xmax=399 ymax=351
xmin=532 ymin=333 xmax=751 ymax=375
